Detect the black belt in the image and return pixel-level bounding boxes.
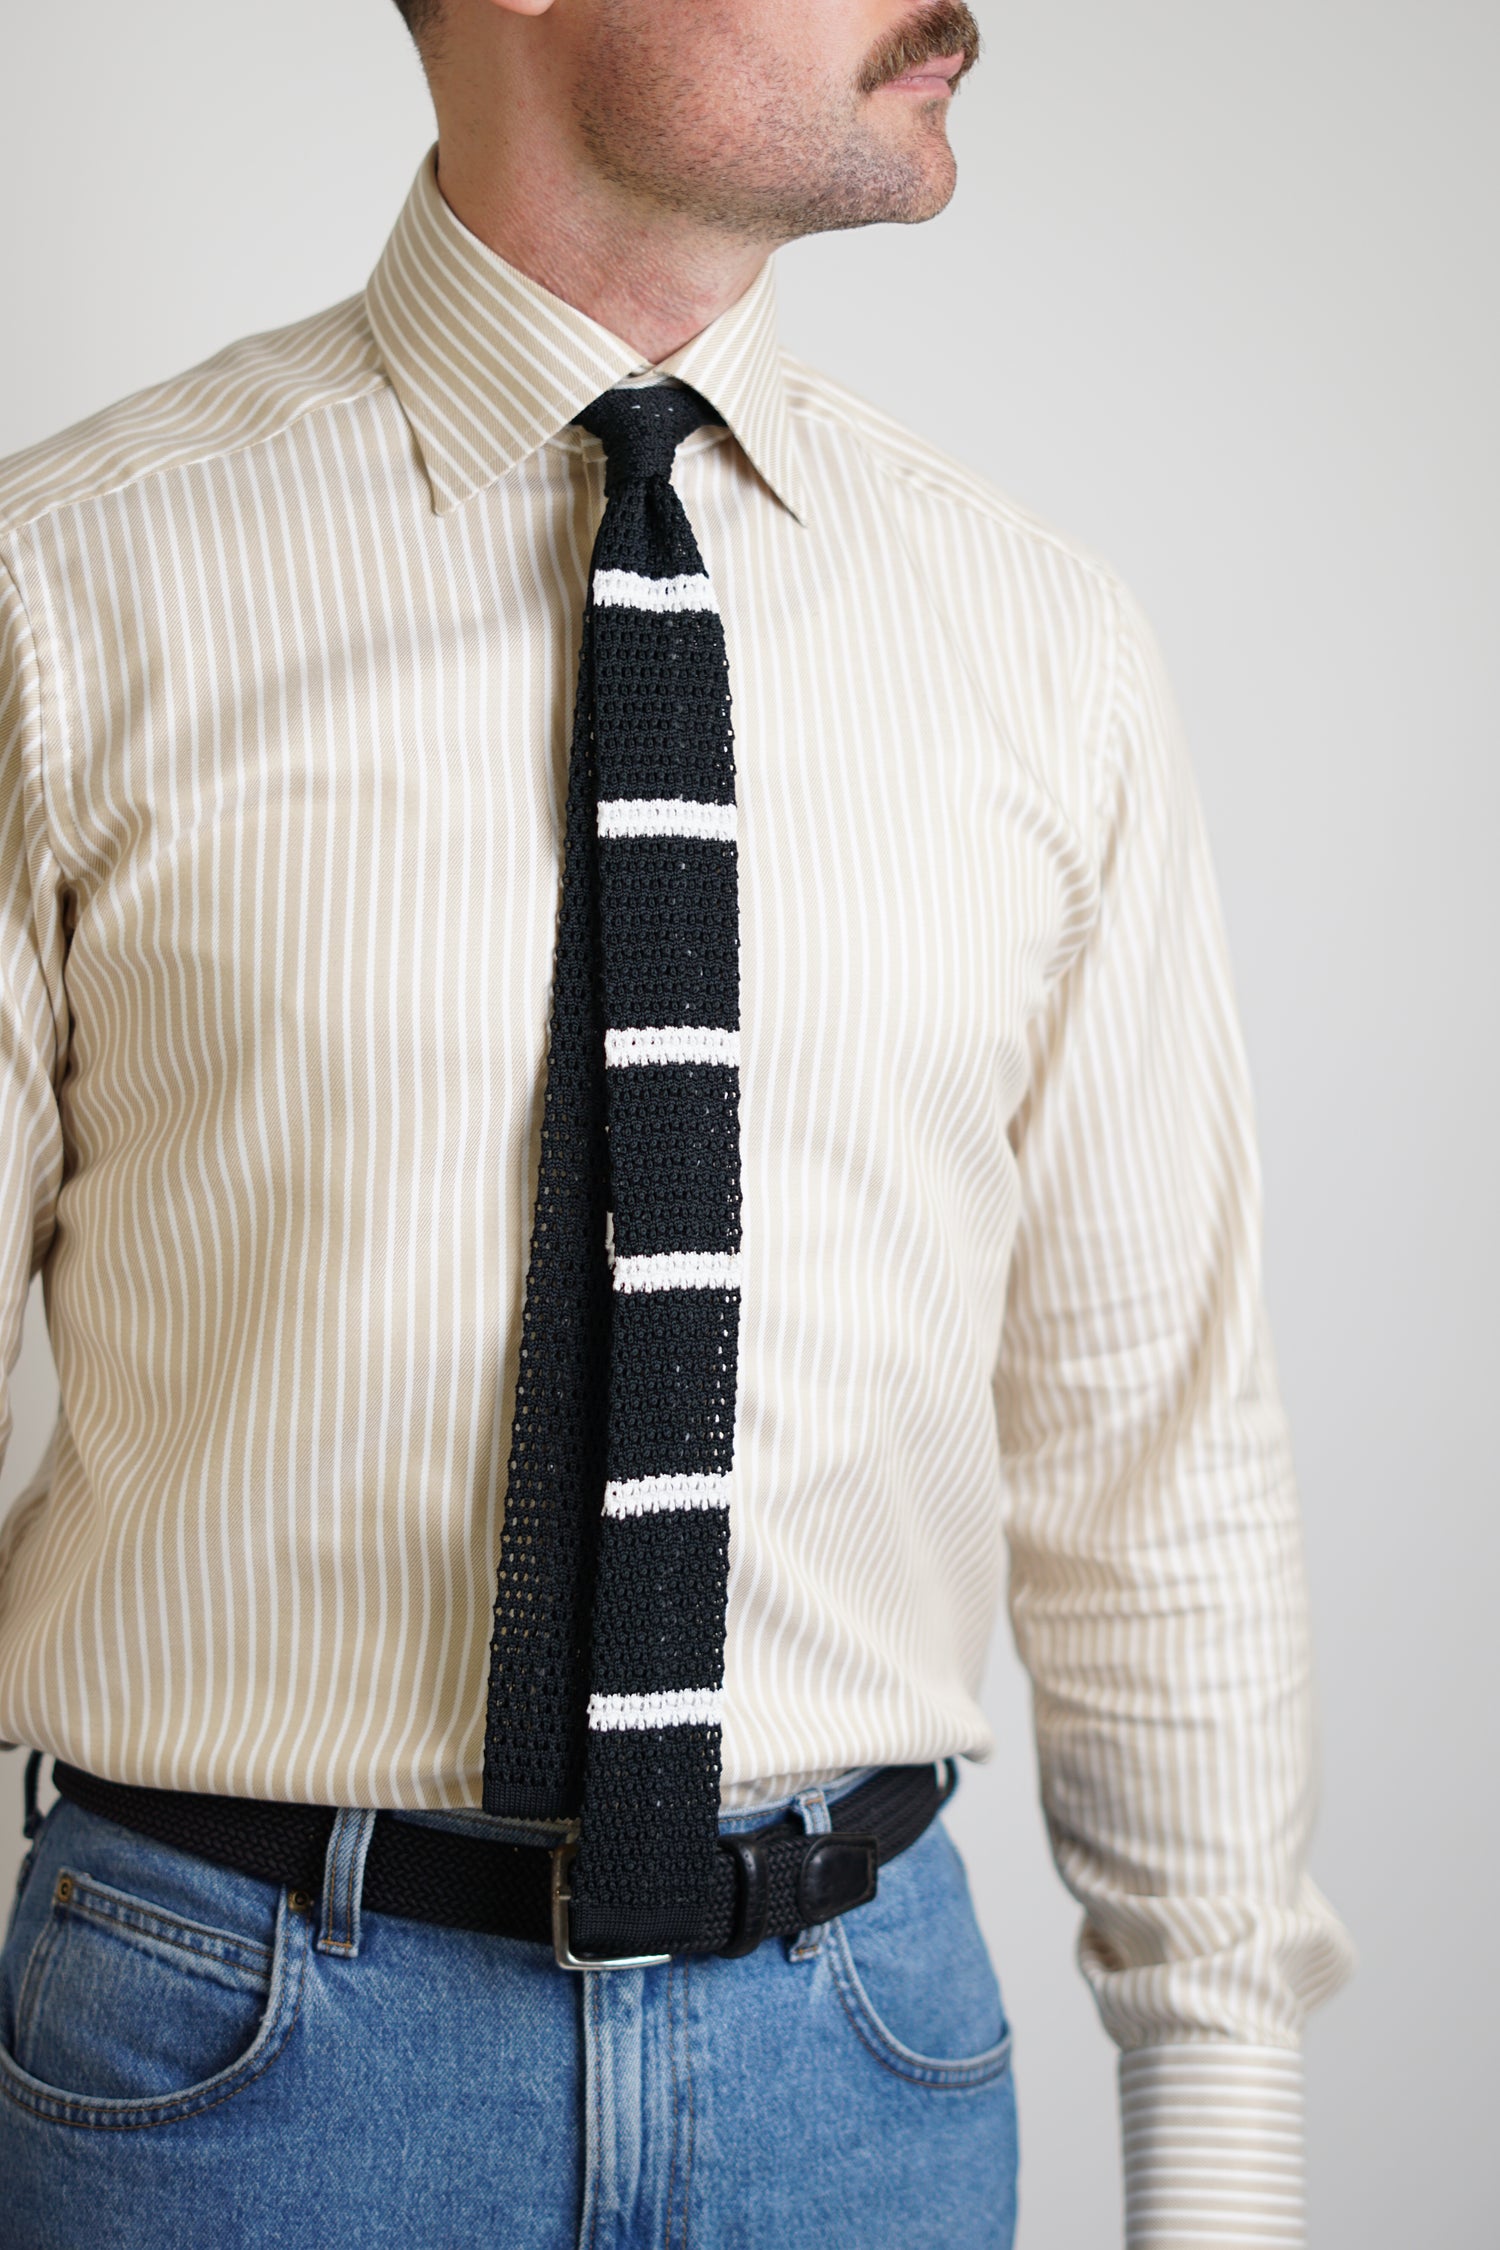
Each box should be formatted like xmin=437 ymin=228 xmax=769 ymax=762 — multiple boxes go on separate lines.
xmin=51 ymin=1758 xmax=953 ymax=1969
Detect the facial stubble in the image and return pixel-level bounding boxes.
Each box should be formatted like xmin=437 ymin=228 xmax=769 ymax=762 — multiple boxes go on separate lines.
xmin=573 ymin=1 xmax=982 ymax=245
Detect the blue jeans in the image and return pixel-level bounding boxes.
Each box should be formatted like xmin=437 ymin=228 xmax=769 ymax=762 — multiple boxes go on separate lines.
xmin=0 ymin=1769 xmax=1017 ymax=2247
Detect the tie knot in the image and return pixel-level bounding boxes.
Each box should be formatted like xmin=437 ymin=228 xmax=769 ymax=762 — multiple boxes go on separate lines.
xmin=574 ymin=385 xmax=720 ymax=488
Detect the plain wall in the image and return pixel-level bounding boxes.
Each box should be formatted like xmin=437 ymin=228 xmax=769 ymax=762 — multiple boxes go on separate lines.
xmin=1 ymin=4 xmax=1496 ymax=2240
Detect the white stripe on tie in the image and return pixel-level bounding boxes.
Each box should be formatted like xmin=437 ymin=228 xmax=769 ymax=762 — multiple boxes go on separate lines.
xmin=592 ymin=569 xmax=719 ymax=615
xmin=603 ymin=1472 xmax=732 ymax=1518
xmin=612 ymin=1251 xmax=741 ymax=1295
xmin=587 ymin=1687 xmax=725 ymax=1732
xmin=597 ymin=798 xmax=738 ymax=843
xmin=605 ymin=1027 xmax=739 ymax=1068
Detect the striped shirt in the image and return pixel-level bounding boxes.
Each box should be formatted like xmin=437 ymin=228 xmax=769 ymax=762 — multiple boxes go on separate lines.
xmin=0 ymin=151 xmax=1354 ymax=2239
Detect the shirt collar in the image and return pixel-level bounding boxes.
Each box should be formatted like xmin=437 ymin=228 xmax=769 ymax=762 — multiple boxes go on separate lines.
xmin=366 ymin=151 xmax=809 ymax=525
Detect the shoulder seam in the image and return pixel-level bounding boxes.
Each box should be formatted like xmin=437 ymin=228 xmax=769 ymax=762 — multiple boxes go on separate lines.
xmin=784 ymin=359 xmax=1131 ymax=843
xmin=783 ymin=367 xmax=1120 ymax=593
xmin=0 ymin=374 xmax=391 ymax=542
xmin=0 ymin=305 xmax=389 ymax=541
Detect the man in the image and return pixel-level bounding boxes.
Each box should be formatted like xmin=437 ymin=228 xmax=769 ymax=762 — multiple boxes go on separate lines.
xmin=0 ymin=0 xmax=1354 ymax=2242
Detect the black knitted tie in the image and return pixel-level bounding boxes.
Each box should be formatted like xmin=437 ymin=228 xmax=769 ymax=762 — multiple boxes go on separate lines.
xmin=482 ymin=384 xmax=741 ymax=1955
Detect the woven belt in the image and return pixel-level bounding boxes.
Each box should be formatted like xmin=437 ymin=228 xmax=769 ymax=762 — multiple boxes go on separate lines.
xmin=50 ymin=1759 xmax=953 ymax=1969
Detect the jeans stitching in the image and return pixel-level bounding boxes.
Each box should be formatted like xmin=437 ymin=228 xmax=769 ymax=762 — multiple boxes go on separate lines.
xmin=12 ymin=1917 xmax=62 ymax=2067
xmin=0 ymin=1889 xmax=311 ymax=2132
xmin=318 ymin=1815 xmax=349 ymax=1955
xmin=6 ymin=1796 xmax=59 ymax=1941
xmin=663 ymin=1961 xmax=682 ymax=2250
xmin=316 ymin=1809 xmax=374 ymax=1958
xmin=825 ymin=1918 xmax=1012 ymax=2092
xmin=53 ymin=1878 xmax=273 ymax=1978
xmin=585 ymin=1972 xmax=603 ymax=2250
xmin=338 ymin=1815 xmax=361 ymax=1951
xmin=679 ymin=1958 xmax=696 ymax=2250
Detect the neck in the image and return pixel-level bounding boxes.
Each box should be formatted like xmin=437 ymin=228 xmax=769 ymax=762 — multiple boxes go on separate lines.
xmin=431 ymin=123 xmax=768 ymax=368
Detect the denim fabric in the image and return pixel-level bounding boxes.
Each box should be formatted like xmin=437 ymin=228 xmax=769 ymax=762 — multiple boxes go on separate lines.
xmin=0 ymin=1772 xmax=1017 ymax=2247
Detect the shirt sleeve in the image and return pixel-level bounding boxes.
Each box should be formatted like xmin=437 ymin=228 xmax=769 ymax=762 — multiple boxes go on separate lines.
xmin=0 ymin=553 xmax=68 ymax=1568
xmin=993 ymin=575 xmax=1356 ymax=2246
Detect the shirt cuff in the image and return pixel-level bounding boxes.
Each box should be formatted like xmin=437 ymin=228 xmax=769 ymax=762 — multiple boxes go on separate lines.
xmin=1120 ymin=2044 xmax=1306 ymax=2247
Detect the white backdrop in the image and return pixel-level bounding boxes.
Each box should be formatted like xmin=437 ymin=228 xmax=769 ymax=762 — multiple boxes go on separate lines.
xmin=1 ymin=4 xmax=1496 ymax=2241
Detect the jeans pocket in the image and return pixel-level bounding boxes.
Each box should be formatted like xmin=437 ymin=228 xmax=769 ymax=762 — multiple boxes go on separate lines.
xmin=825 ymin=1819 xmax=1013 ymax=2091
xmin=0 ymin=1829 xmax=310 ymax=2131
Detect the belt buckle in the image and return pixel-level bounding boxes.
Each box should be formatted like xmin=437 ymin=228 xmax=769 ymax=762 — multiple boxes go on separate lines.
xmin=550 ymin=1829 xmax=672 ymax=1973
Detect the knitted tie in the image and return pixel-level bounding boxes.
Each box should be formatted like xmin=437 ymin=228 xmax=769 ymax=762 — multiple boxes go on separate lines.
xmin=482 ymin=384 xmax=740 ymax=1957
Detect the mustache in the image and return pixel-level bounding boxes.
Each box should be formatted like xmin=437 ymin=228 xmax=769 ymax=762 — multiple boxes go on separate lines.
xmin=857 ymin=2 xmax=982 ymax=96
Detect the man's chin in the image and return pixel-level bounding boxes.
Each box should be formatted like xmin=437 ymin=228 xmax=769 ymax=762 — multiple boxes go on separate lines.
xmin=871 ymin=138 xmax=958 ymax=226
xmin=631 ymin=123 xmax=959 ymax=244
xmin=828 ymin=159 xmax=958 ymax=233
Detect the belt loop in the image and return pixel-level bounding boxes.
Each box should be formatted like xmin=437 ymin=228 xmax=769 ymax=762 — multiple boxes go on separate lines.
xmin=788 ymin=1785 xmax=831 ymax=1962
xmin=316 ymin=1808 xmax=378 ymax=1959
